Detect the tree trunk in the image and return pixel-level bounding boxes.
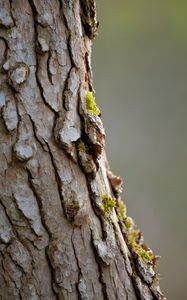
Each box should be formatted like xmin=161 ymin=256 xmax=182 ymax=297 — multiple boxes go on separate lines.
xmin=0 ymin=1 xmax=165 ymax=299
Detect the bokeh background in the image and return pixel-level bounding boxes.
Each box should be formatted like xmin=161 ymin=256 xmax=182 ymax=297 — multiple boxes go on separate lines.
xmin=92 ymin=1 xmax=187 ymax=299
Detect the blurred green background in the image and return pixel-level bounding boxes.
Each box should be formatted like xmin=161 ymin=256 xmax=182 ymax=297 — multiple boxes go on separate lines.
xmin=93 ymin=1 xmax=187 ymax=299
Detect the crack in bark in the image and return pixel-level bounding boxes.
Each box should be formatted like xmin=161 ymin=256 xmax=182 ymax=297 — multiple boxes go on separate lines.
xmin=58 ymin=0 xmax=77 ymax=75
xmin=84 ymin=52 xmax=93 ymax=91
xmin=90 ymin=229 xmax=108 ymax=300
xmin=25 ymin=168 xmax=52 ymax=239
xmin=8 ymin=0 xmax=16 ymax=27
xmin=62 ymin=66 xmax=74 ymax=111
xmin=71 ymin=229 xmax=82 ymax=300
xmin=45 ymin=142 xmax=67 ymax=218
xmin=28 ymin=0 xmax=58 ymax=114
xmin=60 ymin=1 xmax=80 ymax=69
xmin=26 ymin=168 xmax=59 ymax=299
xmin=46 ymin=51 xmax=53 ymax=86
xmin=35 ymin=59 xmax=57 ymax=114
xmin=0 ymin=36 xmax=9 ymax=68
xmin=12 ymin=192 xmax=39 ymax=239
xmin=28 ymin=114 xmax=49 ymax=152
xmin=1 ymin=253 xmax=21 ymax=296
xmin=0 ymin=198 xmax=17 ymax=242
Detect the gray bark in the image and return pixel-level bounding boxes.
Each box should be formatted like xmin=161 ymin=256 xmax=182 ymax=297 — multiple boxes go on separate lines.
xmin=0 ymin=1 xmax=165 ymax=299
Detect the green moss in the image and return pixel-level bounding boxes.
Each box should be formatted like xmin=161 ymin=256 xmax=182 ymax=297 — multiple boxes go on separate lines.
xmin=124 ymin=216 xmax=134 ymax=229
xmin=86 ymin=91 xmax=100 ymax=116
xmin=118 ymin=200 xmax=126 ymax=220
xmin=85 ymin=0 xmax=91 ymax=11
xmin=52 ymin=242 xmax=61 ymax=251
xmin=127 ymin=230 xmax=139 ymax=244
xmin=100 ymin=193 xmax=116 ymax=213
xmin=127 ymin=230 xmax=153 ymax=264
xmin=133 ymin=243 xmax=153 ymax=264
xmin=78 ymin=140 xmax=89 ymax=153
xmin=138 ymin=247 xmax=153 ymax=263
xmin=71 ymin=199 xmax=80 ymax=208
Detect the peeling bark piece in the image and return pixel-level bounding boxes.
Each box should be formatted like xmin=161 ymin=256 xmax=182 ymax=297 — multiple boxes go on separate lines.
xmin=12 ymin=172 xmax=46 ymax=237
xmin=13 ymin=115 xmax=35 ymax=161
xmin=0 ymin=203 xmax=14 ymax=243
xmin=0 ymin=1 xmax=14 ymax=28
xmin=91 ymin=221 xmax=117 ymax=266
xmin=63 ymin=68 xmax=80 ymax=111
xmin=8 ymin=64 xmax=29 ymax=91
xmin=14 ymin=65 xmax=54 ymax=145
xmin=2 ymin=95 xmax=18 ymax=131
xmin=37 ymin=51 xmax=66 ymax=112
xmin=134 ymin=254 xmax=155 ymax=285
xmin=54 ymin=68 xmax=81 ymax=158
xmin=62 ymin=0 xmax=84 ymax=68
xmin=94 ymin=239 xmax=116 ymax=265
xmin=38 ymin=37 xmax=49 ymax=52
xmin=54 ymin=115 xmax=81 ymax=160
xmin=14 ymin=143 xmax=34 ymax=161
xmin=7 ymin=239 xmax=32 ymax=273
xmin=58 ymin=124 xmax=80 ymax=154
xmin=107 ymin=169 xmax=123 ymax=196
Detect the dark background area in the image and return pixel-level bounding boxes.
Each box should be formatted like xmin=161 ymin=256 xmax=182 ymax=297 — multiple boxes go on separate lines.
xmin=93 ymin=1 xmax=187 ymax=298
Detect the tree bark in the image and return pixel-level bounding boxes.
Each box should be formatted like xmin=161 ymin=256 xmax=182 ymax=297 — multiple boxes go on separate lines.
xmin=0 ymin=1 xmax=165 ymax=299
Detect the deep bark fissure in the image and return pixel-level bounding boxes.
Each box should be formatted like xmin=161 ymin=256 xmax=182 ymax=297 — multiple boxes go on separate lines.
xmin=45 ymin=143 xmax=66 ymax=216
xmin=0 ymin=199 xmax=16 ymax=238
xmin=60 ymin=1 xmax=78 ymax=69
xmin=25 ymin=168 xmax=60 ymax=298
xmin=62 ymin=66 xmax=75 ymax=111
xmin=46 ymin=51 xmax=53 ymax=85
xmin=1 ymin=254 xmax=22 ymax=298
xmin=28 ymin=114 xmax=49 ymax=152
xmin=35 ymin=61 xmax=57 ymax=114
xmin=12 ymin=193 xmax=39 ymax=238
xmin=90 ymin=230 xmax=109 ymax=300
xmin=71 ymin=229 xmax=82 ymax=300
xmin=29 ymin=0 xmax=58 ymax=115
xmin=26 ymin=168 xmax=52 ymax=239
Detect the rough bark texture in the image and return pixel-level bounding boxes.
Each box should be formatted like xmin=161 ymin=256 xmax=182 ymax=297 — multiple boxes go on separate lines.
xmin=0 ymin=1 xmax=165 ymax=299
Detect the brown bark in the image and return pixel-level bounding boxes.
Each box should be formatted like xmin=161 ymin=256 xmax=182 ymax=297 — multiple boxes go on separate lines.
xmin=0 ymin=1 xmax=165 ymax=299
